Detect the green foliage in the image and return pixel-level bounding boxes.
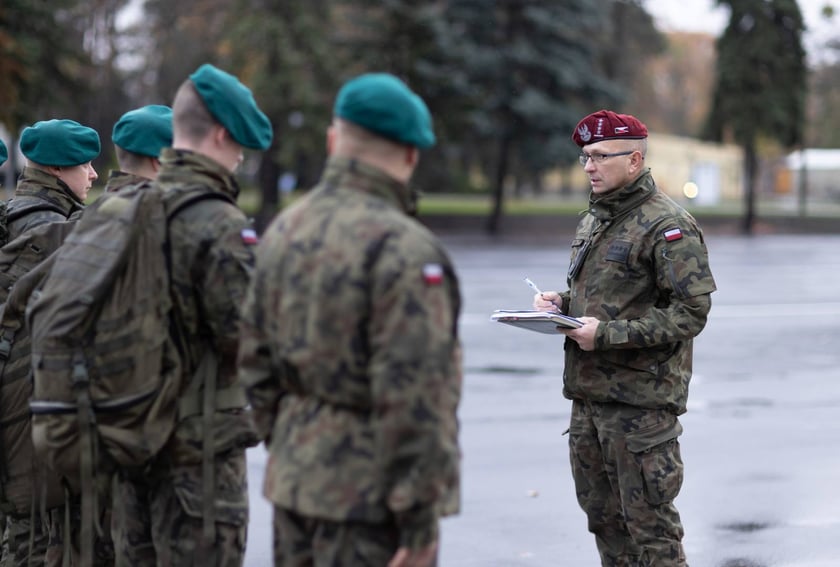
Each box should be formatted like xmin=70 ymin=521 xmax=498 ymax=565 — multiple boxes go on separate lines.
xmin=432 ymin=0 xmax=621 ymax=173
xmin=0 ymin=0 xmax=668 ymax=227
xmin=0 ymin=0 xmax=94 ymax=131
xmin=222 ymin=0 xmax=337 ymax=179
xmin=705 ymin=0 xmax=807 ymax=148
xmin=705 ymin=0 xmax=807 ymax=233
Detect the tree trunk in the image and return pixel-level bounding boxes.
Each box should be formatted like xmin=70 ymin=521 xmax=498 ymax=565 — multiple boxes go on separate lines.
xmin=486 ymin=132 xmax=512 ymax=235
xmin=3 ymin=134 xmax=16 ymax=198
xmin=797 ymin=146 xmax=808 ymax=218
xmin=256 ymin=149 xmax=280 ymax=233
xmin=742 ymin=142 xmax=758 ymax=235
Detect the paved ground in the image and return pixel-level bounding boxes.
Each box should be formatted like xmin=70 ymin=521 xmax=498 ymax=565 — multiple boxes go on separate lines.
xmin=244 ymin=233 xmax=840 ymax=567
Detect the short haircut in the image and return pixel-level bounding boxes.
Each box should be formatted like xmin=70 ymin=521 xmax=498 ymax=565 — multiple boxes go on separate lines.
xmin=172 ymin=79 xmax=217 ymax=143
xmin=334 ymin=118 xmax=406 ymax=158
xmin=115 ymin=146 xmax=150 ymax=171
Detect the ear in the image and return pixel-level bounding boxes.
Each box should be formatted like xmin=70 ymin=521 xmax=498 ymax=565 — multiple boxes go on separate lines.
xmin=405 ymin=146 xmax=419 ymax=168
xmin=46 ymin=165 xmax=63 ymax=177
xmin=326 ymin=125 xmax=336 ymax=155
xmin=629 ymin=150 xmax=644 ymax=172
xmin=213 ymin=124 xmax=229 ymax=147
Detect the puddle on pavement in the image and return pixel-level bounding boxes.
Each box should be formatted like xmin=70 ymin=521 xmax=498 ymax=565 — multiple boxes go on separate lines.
xmin=711 ymin=398 xmax=774 ymax=409
xmin=468 ymin=366 xmax=542 ymax=376
xmin=714 ymin=522 xmax=773 ymax=567
xmin=718 ymin=559 xmax=768 ymax=567
xmin=717 ymin=520 xmax=773 ymax=533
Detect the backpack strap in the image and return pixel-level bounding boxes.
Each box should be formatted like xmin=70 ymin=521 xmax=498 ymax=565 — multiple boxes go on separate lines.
xmin=0 ymin=252 xmax=62 ymax=518
xmin=6 ymin=201 xmax=74 ymax=224
xmin=72 ymin=350 xmax=96 ymax=567
xmin=163 ymin=187 xmax=236 ymax=562
xmin=199 ymin=349 xmax=218 ymax=566
xmin=164 ymin=187 xmax=236 ymax=223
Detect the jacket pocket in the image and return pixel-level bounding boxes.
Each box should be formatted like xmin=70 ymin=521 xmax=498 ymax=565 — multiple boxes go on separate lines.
xmin=626 ymin=417 xmax=683 ymax=505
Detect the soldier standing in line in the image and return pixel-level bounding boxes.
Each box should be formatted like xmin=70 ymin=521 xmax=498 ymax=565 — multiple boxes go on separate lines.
xmin=238 ymin=73 xmax=463 ymax=567
xmin=0 ymin=119 xmax=106 ymax=567
xmin=109 ymin=63 xmax=271 ymax=567
xmin=105 ymin=105 xmax=173 ymax=193
xmin=533 ymin=110 xmax=717 ymax=566
xmin=7 ymin=119 xmax=99 ymax=239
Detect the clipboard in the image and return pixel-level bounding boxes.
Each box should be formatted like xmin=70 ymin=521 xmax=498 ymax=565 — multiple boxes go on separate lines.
xmin=490 ymin=310 xmax=583 ymax=335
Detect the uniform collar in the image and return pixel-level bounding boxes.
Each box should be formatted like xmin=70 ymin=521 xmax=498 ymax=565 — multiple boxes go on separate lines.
xmin=587 ymin=168 xmax=656 ymax=221
xmin=156 ymin=148 xmax=241 ymax=200
xmin=15 ymin=166 xmax=85 ymax=207
xmin=321 ymin=156 xmax=417 ymax=215
xmin=104 ymin=170 xmax=150 ymax=193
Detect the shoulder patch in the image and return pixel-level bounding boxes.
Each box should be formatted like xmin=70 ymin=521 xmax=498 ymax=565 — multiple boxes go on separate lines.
xmin=422 ymin=263 xmax=443 ymax=285
xmin=663 ymin=227 xmax=682 ymax=242
xmin=241 ymin=228 xmax=259 ymax=245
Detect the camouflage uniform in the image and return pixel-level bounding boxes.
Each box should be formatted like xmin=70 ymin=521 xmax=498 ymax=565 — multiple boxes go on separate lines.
xmin=110 ymin=148 xmax=257 ymax=567
xmin=558 ymin=169 xmax=716 ymax=566
xmin=238 ymin=156 xmax=463 ymax=566
xmin=103 ymin=170 xmax=152 ymax=194
xmin=6 ymin=166 xmax=84 ymax=240
xmin=1 ymin=168 xmax=111 ymax=566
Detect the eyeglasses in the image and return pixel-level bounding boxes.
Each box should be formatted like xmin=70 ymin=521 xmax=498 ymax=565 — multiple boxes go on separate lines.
xmin=578 ymin=150 xmax=634 ymax=166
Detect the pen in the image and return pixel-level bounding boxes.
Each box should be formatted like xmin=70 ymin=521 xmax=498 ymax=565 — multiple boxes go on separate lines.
xmin=524 ymin=277 xmax=542 ymax=295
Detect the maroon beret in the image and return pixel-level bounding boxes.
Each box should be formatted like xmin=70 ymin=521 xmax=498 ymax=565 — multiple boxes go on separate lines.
xmin=572 ymin=109 xmax=648 ymax=147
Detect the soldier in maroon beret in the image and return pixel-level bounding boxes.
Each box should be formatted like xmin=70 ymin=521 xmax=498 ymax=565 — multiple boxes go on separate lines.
xmin=534 ymin=109 xmax=717 ymax=565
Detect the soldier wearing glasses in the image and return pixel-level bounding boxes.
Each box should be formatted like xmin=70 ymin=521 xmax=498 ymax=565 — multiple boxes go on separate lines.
xmin=533 ymin=110 xmax=716 ymax=566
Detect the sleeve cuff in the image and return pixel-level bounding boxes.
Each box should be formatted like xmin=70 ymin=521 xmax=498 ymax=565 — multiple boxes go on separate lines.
xmin=396 ymin=507 xmax=439 ymax=550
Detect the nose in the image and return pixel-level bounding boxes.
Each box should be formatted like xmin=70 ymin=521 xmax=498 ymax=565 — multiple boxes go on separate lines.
xmin=89 ymin=165 xmax=98 ymax=181
xmin=583 ymin=158 xmax=596 ymax=173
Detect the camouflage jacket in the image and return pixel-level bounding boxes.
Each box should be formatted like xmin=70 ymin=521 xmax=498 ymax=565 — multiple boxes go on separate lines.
xmin=559 ymin=169 xmax=716 ymax=414
xmin=6 ymin=166 xmax=84 ymax=239
xmin=238 ymin=156 xmax=463 ymax=550
xmin=155 ymin=148 xmax=258 ymax=464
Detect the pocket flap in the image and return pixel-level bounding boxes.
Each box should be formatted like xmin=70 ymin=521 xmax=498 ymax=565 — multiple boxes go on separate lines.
xmin=626 ymin=418 xmax=683 ymax=453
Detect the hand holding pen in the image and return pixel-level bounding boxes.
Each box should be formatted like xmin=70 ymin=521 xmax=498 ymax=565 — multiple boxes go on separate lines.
xmin=525 ymin=277 xmax=561 ymax=313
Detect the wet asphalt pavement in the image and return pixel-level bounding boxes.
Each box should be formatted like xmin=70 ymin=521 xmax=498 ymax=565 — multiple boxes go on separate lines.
xmin=244 ymin=233 xmax=840 ymax=567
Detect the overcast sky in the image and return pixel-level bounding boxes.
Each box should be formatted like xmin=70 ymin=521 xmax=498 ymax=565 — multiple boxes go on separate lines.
xmin=644 ymin=0 xmax=836 ymax=63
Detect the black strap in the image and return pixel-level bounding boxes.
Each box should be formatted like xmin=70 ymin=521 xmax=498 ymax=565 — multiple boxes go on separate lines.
xmin=6 ymin=201 xmax=73 ymax=224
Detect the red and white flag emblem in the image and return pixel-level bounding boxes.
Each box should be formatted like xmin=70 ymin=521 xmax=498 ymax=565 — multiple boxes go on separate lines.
xmin=615 ymin=126 xmax=630 ymax=134
xmin=241 ymin=228 xmax=259 ymax=245
xmin=422 ymin=263 xmax=444 ymax=285
xmin=663 ymin=227 xmax=683 ymax=242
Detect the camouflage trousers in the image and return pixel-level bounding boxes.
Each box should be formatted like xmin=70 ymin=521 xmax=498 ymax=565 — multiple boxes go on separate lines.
xmin=1 ymin=504 xmax=114 ymax=567
xmin=111 ymin=450 xmax=249 ymax=567
xmin=569 ymin=400 xmax=686 ymax=567
xmin=272 ymin=507 xmax=438 ymax=567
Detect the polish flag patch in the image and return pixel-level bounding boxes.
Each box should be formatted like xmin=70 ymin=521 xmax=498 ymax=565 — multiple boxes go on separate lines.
xmin=422 ymin=263 xmax=444 ymax=285
xmin=663 ymin=227 xmax=683 ymax=242
xmin=241 ymin=228 xmax=259 ymax=245
xmin=614 ymin=126 xmax=630 ymax=134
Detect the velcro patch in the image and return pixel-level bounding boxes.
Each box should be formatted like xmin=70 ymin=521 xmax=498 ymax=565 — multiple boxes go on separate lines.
xmin=663 ymin=227 xmax=683 ymax=242
xmin=605 ymin=240 xmax=632 ymax=264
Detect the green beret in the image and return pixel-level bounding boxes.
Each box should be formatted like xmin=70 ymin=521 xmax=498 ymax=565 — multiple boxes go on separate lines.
xmin=112 ymin=105 xmax=173 ymax=157
xmin=0 ymin=139 xmax=6 ymax=167
xmin=20 ymin=119 xmax=101 ymax=167
xmin=334 ymin=73 xmax=435 ymax=149
xmin=189 ymin=64 xmax=273 ymax=150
